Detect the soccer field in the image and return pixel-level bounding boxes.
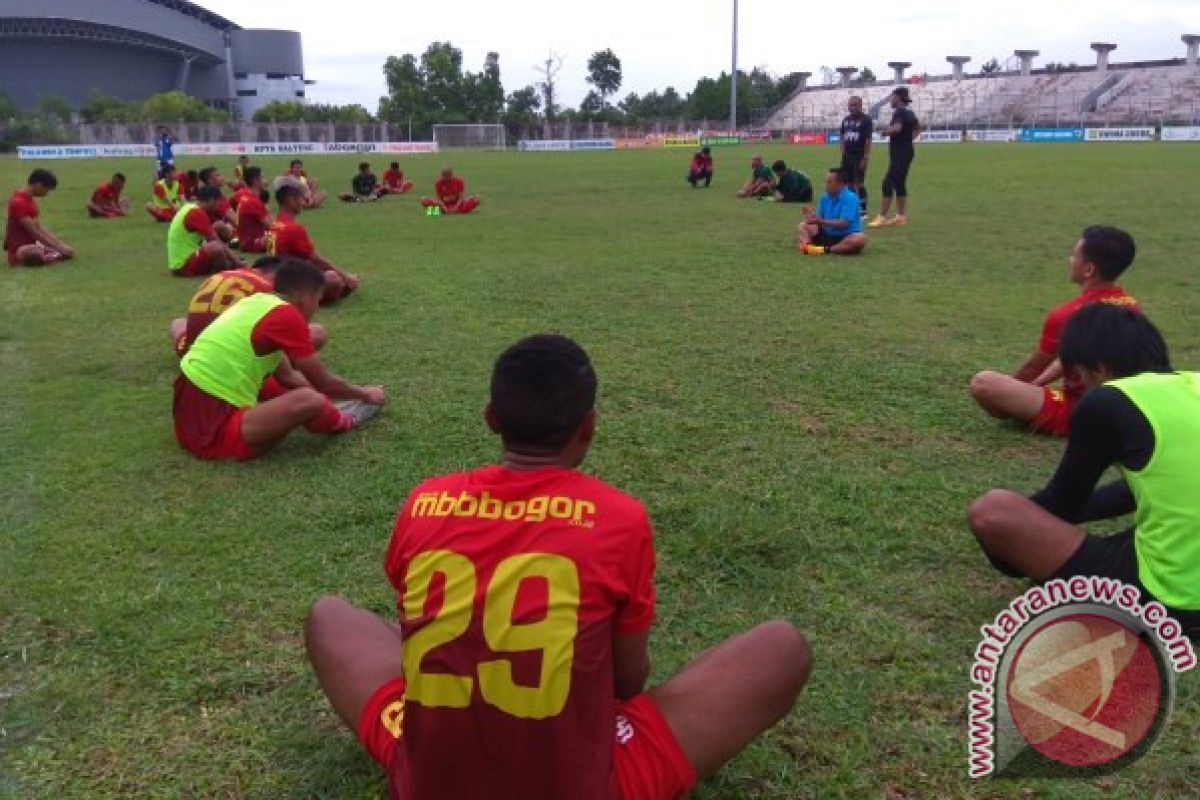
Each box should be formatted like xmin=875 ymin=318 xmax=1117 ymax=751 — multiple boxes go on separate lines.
xmin=2 ymin=143 xmax=1198 ymax=799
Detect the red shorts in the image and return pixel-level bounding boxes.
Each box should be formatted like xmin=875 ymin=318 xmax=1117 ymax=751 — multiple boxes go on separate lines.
xmin=239 ymin=236 xmax=266 ymax=253
xmin=174 ymin=247 xmax=217 ymax=278
xmin=7 ymin=246 xmax=62 ymax=267
xmin=356 ymin=685 xmax=695 ymax=800
xmin=1030 ymin=387 xmax=1071 ymax=437
xmin=172 ymin=374 xmax=261 ymax=461
xmin=149 ymin=207 xmax=176 ymax=223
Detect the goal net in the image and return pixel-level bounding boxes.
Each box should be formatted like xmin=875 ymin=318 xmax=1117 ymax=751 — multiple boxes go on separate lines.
xmin=432 ymin=124 xmax=507 ymax=150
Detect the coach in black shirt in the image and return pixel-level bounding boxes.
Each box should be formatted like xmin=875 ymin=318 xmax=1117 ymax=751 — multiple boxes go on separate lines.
xmin=839 ymin=96 xmax=873 ymax=216
xmin=868 ymin=87 xmax=920 ymax=227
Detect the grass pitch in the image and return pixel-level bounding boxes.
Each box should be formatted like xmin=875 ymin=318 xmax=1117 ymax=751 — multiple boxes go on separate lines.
xmin=2 ymin=143 xmax=1198 ymax=799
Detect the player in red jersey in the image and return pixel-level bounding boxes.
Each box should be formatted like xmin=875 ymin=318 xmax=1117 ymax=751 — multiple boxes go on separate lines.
xmin=6 ymin=169 xmax=74 ymax=267
xmin=197 ymin=166 xmax=236 ymax=241
xmin=420 ymin=167 xmax=480 ymax=214
xmin=145 ymin=170 xmax=184 ymax=223
xmin=179 ymin=170 xmax=200 ymax=202
xmin=87 ymin=173 xmax=130 ymax=218
xmin=230 ymin=155 xmax=251 ymax=191
xmin=970 ymin=226 xmax=1140 ymax=436
xmin=265 ymin=182 xmax=358 ymax=304
xmin=381 ymin=162 xmax=414 ymax=194
xmin=173 ymin=259 xmax=384 ymax=461
xmin=686 ymin=147 xmax=713 ymax=188
xmin=169 ymin=256 xmax=328 ymax=357
xmin=283 ymin=159 xmax=327 ymax=208
xmin=232 ymin=167 xmax=272 ymax=252
xmin=305 ymin=334 xmax=812 ymax=800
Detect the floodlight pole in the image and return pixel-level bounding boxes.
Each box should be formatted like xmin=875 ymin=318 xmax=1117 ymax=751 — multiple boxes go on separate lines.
xmin=730 ymin=0 xmax=738 ymax=131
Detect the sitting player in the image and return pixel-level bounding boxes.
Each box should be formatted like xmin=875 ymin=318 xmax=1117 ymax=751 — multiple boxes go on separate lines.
xmin=265 ymin=183 xmax=358 ymax=303
xmin=304 ymin=334 xmax=812 ymax=800
xmin=771 ymin=160 xmax=813 ymax=203
xmin=381 ymin=162 xmax=413 ymax=194
xmin=174 ymin=259 xmax=384 ymax=461
xmin=145 ymin=170 xmax=184 ymax=223
xmin=230 ymin=155 xmax=251 ymax=191
xmin=969 ymin=226 xmax=1139 ymax=437
xmin=735 ymin=154 xmax=773 ymax=198
xmin=285 ymin=159 xmax=327 ymax=208
xmin=796 ymin=168 xmax=867 ymax=256
xmin=968 ymin=304 xmax=1200 ymax=638
xmin=339 ymin=163 xmax=386 ymax=203
xmin=420 ymin=167 xmax=481 ymax=214
xmin=687 ymin=146 xmax=714 ymax=188
xmin=167 ymin=186 xmax=243 ymax=278
xmin=169 ymin=256 xmax=327 ymax=357
xmin=180 ymin=170 xmax=201 ymax=202
xmin=232 ymin=167 xmax=272 ymax=253
xmin=87 ymin=173 xmax=130 ymax=218
xmin=198 ymin=166 xmax=236 ymax=241
xmin=6 ymin=169 xmax=74 ymax=266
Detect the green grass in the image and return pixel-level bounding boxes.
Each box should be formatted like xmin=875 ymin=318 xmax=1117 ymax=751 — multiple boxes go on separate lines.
xmin=2 ymin=143 xmax=1199 ymax=799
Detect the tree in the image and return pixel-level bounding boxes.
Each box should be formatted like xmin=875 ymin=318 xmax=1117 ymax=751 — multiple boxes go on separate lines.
xmin=980 ymin=58 xmax=1001 ymax=75
xmin=534 ymin=52 xmax=563 ymax=122
xmin=253 ymin=100 xmax=306 ymax=123
xmin=36 ymin=96 xmax=72 ymax=125
xmin=140 ymin=91 xmax=229 ymax=122
xmin=379 ymin=53 xmax=428 ymax=127
xmin=586 ymin=49 xmax=622 ymax=108
xmin=464 ymin=51 xmax=505 ymax=121
xmin=80 ymin=90 xmax=136 ymax=123
xmin=859 ymin=67 xmax=877 ymax=83
xmin=579 ymin=90 xmax=604 ymax=116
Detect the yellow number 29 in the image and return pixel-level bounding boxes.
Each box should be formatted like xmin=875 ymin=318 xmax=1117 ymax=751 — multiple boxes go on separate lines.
xmin=401 ymin=550 xmax=581 ymax=720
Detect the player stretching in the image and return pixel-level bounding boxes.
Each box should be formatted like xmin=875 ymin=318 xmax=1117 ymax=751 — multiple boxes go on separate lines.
xmin=266 ymin=183 xmax=358 ymax=303
xmin=232 ymin=167 xmax=273 ymax=253
xmin=145 ymin=170 xmax=184 ymax=223
xmin=868 ymin=87 xmax=919 ymax=227
xmin=839 ymin=96 xmax=873 ymax=217
xmin=969 ymin=305 xmax=1200 ymax=638
xmin=167 ymin=186 xmax=243 ymax=278
xmin=305 ymin=334 xmax=812 ymax=799
xmin=970 ymin=226 xmax=1139 ymax=437
xmin=381 ymin=162 xmax=414 ymax=194
xmin=420 ymin=167 xmax=481 ymax=214
xmin=736 ymin=155 xmax=773 ymax=198
xmin=87 ymin=173 xmax=130 ymax=218
xmin=6 ymin=169 xmax=74 ymax=266
xmin=174 ymin=259 xmax=383 ymax=461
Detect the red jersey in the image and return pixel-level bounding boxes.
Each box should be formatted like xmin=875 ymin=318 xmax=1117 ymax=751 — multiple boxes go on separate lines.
xmin=435 ymin=176 xmax=464 ymax=204
xmin=265 ymin=211 xmax=315 ymax=259
xmin=176 ymin=174 xmax=197 ymax=201
xmin=182 ymin=206 xmax=214 ymax=239
xmin=1039 ymin=285 xmax=1140 ymax=404
xmin=91 ymin=182 xmax=121 ymax=206
xmin=382 ymin=168 xmax=406 ymax=189
xmin=5 ymin=190 xmax=38 ymax=255
xmin=235 ymin=191 xmax=269 ymax=244
xmin=690 ymin=154 xmax=713 ymax=172
xmin=211 ymin=194 xmax=232 ymax=220
xmin=385 ymin=465 xmax=656 ymax=800
xmin=183 ymin=268 xmax=275 ymax=352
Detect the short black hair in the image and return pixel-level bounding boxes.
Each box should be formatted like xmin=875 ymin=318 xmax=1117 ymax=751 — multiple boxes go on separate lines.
xmin=198 ymin=166 xmax=218 ymax=184
xmin=186 ymin=170 xmax=198 ymax=180
xmin=1059 ymin=304 xmax=1170 ymax=379
xmin=358 ymin=162 xmax=370 ymax=171
xmin=195 ymin=185 xmax=222 ymax=202
xmin=244 ymin=166 xmax=262 ymax=186
xmin=701 ymin=146 xmax=711 ymax=155
xmin=273 ymin=259 xmax=326 ymax=296
xmin=390 ymin=161 xmax=400 ymax=169
xmin=276 ymin=182 xmax=304 ymax=206
xmin=771 ymin=159 xmax=787 ymax=173
xmin=892 ymin=87 xmax=911 ymax=103
xmin=490 ymin=335 xmax=597 ymax=452
xmin=290 ymin=159 xmax=303 ymax=167
xmin=112 ymin=172 xmax=126 ymax=182
xmin=1079 ymin=225 xmax=1136 ymax=282
xmin=828 ymin=166 xmax=845 ymax=181
xmin=259 ymin=189 xmax=271 ymax=204
xmin=252 ymin=255 xmax=285 ymax=272
xmin=28 ymin=169 xmax=57 ymax=188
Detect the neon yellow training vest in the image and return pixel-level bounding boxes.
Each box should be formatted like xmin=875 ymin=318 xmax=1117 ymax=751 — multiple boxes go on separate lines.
xmin=180 ymin=293 xmax=288 ymax=408
xmin=167 ymin=202 xmax=205 ymax=270
xmin=154 ymin=178 xmax=180 ymax=209
xmin=1108 ymin=371 xmax=1200 ymax=610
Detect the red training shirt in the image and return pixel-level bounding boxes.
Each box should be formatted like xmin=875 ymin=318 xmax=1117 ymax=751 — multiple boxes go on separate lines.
xmin=1038 ymin=285 xmax=1140 ymax=404
xmin=435 ymin=176 xmax=464 ymax=204
xmin=5 ymin=190 xmax=38 ymax=256
xmin=265 ymin=211 xmax=315 ymax=259
xmin=382 ymin=168 xmax=406 ymax=189
xmin=385 ymin=465 xmax=656 ymax=800
xmin=182 ymin=268 xmax=275 ymax=353
xmin=235 ymin=191 xmax=270 ymax=245
xmin=92 ymin=182 xmax=121 ymax=206
xmin=183 ymin=207 xmax=214 ymax=239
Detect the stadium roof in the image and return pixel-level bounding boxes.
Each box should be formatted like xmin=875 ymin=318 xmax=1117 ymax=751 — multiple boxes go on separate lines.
xmin=143 ymin=0 xmax=239 ymax=32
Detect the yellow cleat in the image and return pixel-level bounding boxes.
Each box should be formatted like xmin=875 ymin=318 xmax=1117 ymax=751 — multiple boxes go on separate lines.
xmin=867 ymin=215 xmax=888 ymax=228
xmin=887 ymin=215 xmax=907 ymax=226
xmin=802 ymin=244 xmax=827 ymax=256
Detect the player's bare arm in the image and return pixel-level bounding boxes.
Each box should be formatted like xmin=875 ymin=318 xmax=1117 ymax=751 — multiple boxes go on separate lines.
xmin=613 ymin=630 xmax=651 ymax=700
xmin=292 ymin=354 xmax=385 ymax=404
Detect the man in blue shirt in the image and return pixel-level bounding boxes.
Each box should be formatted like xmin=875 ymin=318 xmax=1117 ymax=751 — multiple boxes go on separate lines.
xmin=797 ymin=168 xmax=867 ymax=256
xmin=155 ymin=126 xmax=175 ymax=179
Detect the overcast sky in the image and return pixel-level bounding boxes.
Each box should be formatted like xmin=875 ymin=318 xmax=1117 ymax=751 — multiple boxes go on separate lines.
xmin=200 ymin=0 xmax=1200 ymax=110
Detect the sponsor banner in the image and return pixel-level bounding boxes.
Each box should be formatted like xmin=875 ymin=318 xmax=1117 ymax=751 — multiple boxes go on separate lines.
xmin=569 ymin=139 xmax=616 ymax=150
xmin=872 ymin=133 xmax=889 ymax=144
xmin=1084 ymin=127 xmax=1155 ymax=142
xmin=247 ymin=142 xmax=322 ymax=155
xmin=18 ymin=141 xmax=437 ymax=159
xmin=739 ymin=129 xmax=773 ymax=141
xmin=380 ymin=141 xmax=439 ymax=153
xmin=826 ymin=132 xmax=842 ymax=144
xmin=18 ymin=145 xmax=98 ymax=159
xmin=614 ymin=137 xmax=652 ymax=149
xmin=1018 ymin=128 xmax=1084 ymax=142
xmin=789 ymin=132 xmax=827 ymax=145
xmin=919 ymin=129 xmax=963 ymax=143
xmin=1161 ymin=126 xmax=1200 ymax=142
xmin=966 ymin=129 xmax=1018 ymax=142
xmin=518 ymin=140 xmax=572 ymax=151
xmin=662 ymin=136 xmax=701 ymax=147
xmin=699 ymin=135 xmax=742 ymax=146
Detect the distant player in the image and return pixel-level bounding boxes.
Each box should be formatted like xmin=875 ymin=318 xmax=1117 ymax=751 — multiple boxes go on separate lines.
xmin=736 ymin=155 xmax=773 ymax=198
xmin=796 ymin=168 xmax=867 ymax=256
xmin=339 ymin=163 xmax=386 ymax=203
xmin=285 ymin=160 xmax=327 ymax=208
xmin=169 ymin=256 xmax=327 ymax=357
xmin=155 ymin=126 xmax=174 ymax=178
xmin=304 ymin=333 xmax=812 ymax=799
xmin=6 ymin=169 xmax=74 ymax=266
xmin=87 ymin=173 xmax=130 ymax=218
xmin=265 ymin=182 xmax=357 ymax=303
xmin=145 ymin=170 xmax=183 ymax=223
xmin=380 ymin=162 xmax=413 ymax=194
xmin=969 ymin=226 xmax=1140 ymax=436
xmin=868 ymin=87 xmax=920 ymax=227
xmin=687 ymin=146 xmax=714 ymax=188
xmin=174 ymin=259 xmax=384 ymax=461
xmin=167 ymin=185 xmax=243 ymax=277
xmin=839 ymin=96 xmax=873 ymax=217
xmin=232 ymin=167 xmax=272 ymax=253
xmin=420 ymin=167 xmax=480 ymax=214
xmin=231 ymin=155 xmax=251 ymax=191
xmin=770 ymin=160 xmax=813 ymax=203
xmin=180 ymin=169 xmax=200 ymax=202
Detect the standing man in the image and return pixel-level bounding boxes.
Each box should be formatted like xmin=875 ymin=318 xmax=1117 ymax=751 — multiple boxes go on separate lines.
xmin=87 ymin=173 xmax=130 ymax=218
xmin=232 ymin=167 xmax=272 ymax=253
xmin=266 ymin=183 xmax=358 ymax=303
xmin=167 ymin=186 xmax=243 ymax=278
xmin=736 ymin=155 xmax=774 ymax=198
xmin=868 ymin=87 xmax=920 ymax=228
xmin=419 ymin=167 xmax=481 ymax=214
xmin=796 ymin=168 xmax=867 ymax=256
xmin=6 ymin=169 xmax=74 ymax=266
xmin=304 ymin=334 xmax=812 ymax=799
xmin=687 ymin=146 xmax=714 ymax=188
xmin=155 ymin=126 xmax=175 ymax=178
xmin=839 ymin=96 xmax=873 ymax=218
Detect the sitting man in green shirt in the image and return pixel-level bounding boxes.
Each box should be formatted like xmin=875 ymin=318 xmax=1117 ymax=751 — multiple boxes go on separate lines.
xmin=770 ymin=160 xmax=813 ymax=203
xmin=736 ymin=155 xmax=774 ymax=198
xmin=968 ymin=304 xmax=1200 ymax=637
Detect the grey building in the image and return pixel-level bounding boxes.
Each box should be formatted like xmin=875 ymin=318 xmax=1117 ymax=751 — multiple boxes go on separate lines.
xmin=0 ymin=0 xmax=307 ymax=119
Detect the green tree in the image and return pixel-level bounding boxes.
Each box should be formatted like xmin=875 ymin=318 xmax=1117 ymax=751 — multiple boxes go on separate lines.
xmin=252 ymin=100 xmax=306 ymax=123
xmin=586 ymin=49 xmax=622 ymax=108
xmin=980 ymin=58 xmax=1001 ymax=75
xmin=140 ymin=91 xmax=228 ymax=122
xmin=379 ymin=53 xmax=428 ymax=127
xmin=0 ymin=91 xmax=18 ymax=122
xmin=422 ymin=41 xmax=467 ymax=121
xmin=80 ymin=90 xmax=136 ymax=123
xmin=36 ymin=95 xmax=73 ymax=125
xmin=464 ymin=52 xmax=505 ymax=122
xmin=859 ymin=67 xmax=877 ymax=83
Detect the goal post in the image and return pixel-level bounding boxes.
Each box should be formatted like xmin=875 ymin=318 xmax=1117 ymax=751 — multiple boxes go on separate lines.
xmin=432 ymin=124 xmax=507 ymax=150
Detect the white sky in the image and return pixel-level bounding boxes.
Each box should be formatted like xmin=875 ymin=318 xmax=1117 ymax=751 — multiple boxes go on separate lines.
xmin=199 ymin=0 xmax=1200 ymax=110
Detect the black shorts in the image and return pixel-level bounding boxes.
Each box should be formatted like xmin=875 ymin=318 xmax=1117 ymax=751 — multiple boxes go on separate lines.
xmin=840 ymin=152 xmax=867 ymax=185
xmin=1052 ymin=529 xmax=1200 ymax=637
xmin=812 ymin=230 xmax=847 ymax=248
